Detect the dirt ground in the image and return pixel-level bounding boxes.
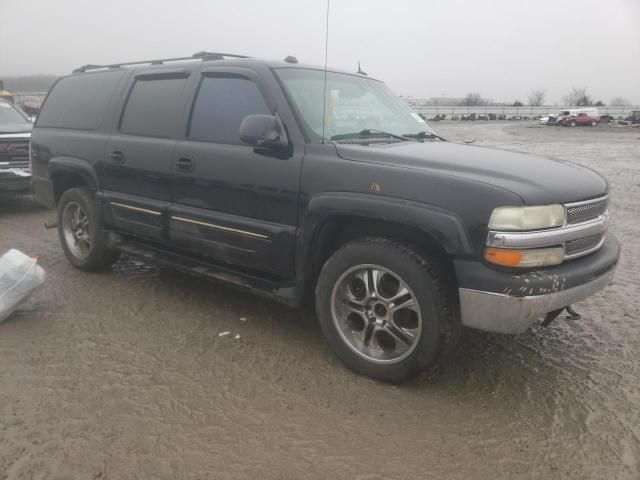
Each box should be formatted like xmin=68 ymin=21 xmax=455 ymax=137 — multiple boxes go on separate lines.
xmin=1 ymin=122 xmax=639 ymax=480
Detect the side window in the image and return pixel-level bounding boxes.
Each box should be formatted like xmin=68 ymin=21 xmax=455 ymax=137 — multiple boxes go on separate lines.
xmin=188 ymin=75 xmax=270 ymax=144
xmin=120 ymin=76 xmax=187 ymax=138
xmin=36 ymin=70 xmax=124 ymax=130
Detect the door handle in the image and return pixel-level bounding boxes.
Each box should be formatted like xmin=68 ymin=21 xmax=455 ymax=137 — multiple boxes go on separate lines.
xmin=175 ymin=157 xmax=194 ymax=173
xmin=110 ymin=150 xmax=125 ymax=164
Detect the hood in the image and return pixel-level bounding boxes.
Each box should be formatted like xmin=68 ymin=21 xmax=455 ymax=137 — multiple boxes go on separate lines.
xmin=0 ymin=122 xmax=32 ymax=135
xmin=335 ymin=141 xmax=607 ymax=205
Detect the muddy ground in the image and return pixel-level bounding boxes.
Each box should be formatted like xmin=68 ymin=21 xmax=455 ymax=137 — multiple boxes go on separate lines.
xmin=1 ymin=122 xmax=639 ymax=479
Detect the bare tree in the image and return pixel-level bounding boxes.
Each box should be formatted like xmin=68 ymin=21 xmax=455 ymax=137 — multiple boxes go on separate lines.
xmin=563 ymin=86 xmax=592 ymax=106
xmin=610 ymin=97 xmax=631 ymax=106
xmin=513 ymin=99 xmax=523 ymax=107
xmin=460 ymin=92 xmax=485 ymax=106
xmin=528 ymin=89 xmax=545 ymax=106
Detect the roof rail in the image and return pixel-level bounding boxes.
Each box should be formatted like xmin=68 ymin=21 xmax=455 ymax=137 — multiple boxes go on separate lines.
xmin=73 ymin=51 xmax=250 ymax=73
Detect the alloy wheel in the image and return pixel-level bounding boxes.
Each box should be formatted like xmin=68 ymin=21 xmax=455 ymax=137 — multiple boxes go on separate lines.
xmin=330 ymin=264 xmax=423 ymax=364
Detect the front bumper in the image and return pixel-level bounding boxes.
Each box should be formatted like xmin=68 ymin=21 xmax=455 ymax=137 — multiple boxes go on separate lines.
xmin=0 ymin=169 xmax=31 ymax=194
xmin=455 ymin=234 xmax=619 ymax=334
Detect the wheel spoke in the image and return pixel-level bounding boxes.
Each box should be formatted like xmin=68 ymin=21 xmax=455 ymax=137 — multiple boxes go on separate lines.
xmin=390 ymin=297 xmax=418 ymax=313
xmin=384 ymin=324 xmax=414 ymax=350
xmin=369 ymin=268 xmax=382 ymax=298
xmin=387 ymin=285 xmax=410 ymax=303
xmin=342 ymin=300 xmax=366 ymax=316
xmin=362 ymin=322 xmax=375 ymax=346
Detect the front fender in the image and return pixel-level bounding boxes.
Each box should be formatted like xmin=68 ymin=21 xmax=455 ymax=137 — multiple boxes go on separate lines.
xmin=295 ymin=192 xmax=474 ymax=287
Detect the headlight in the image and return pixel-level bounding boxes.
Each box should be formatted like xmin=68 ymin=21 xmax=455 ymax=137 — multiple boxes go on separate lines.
xmin=488 ymin=205 xmax=566 ymax=231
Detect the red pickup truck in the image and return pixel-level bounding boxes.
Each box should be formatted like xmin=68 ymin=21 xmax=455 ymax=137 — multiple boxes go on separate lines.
xmin=558 ymin=108 xmax=601 ymax=127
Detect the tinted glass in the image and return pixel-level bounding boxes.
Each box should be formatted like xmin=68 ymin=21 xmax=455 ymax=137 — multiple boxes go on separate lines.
xmin=189 ymin=76 xmax=270 ymax=144
xmin=120 ymin=77 xmax=187 ymax=138
xmin=36 ymin=70 xmax=124 ymax=130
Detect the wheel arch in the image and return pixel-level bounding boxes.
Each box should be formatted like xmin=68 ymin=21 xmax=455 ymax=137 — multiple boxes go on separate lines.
xmin=296 ymin=193 xmax=472 ymax=301
xmin=50 ymin=157 xmax=99 ymax=204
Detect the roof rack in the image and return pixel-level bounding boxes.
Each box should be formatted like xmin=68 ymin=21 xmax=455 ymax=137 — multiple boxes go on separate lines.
xmin=73 ymin=51 xmax=250 ymax=73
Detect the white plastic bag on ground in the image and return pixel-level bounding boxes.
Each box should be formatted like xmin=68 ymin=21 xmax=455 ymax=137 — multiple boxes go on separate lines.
xmin=0 ymin=249 xmax=46 ymax=323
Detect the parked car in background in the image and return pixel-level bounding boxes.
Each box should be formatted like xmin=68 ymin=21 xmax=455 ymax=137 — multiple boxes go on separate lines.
xmin=558 ymin=108 xmax=600 ymax=127
xmin=539 ymin=113 xmax=559 ymax=125
xmin=624 ymin=111 xmax=640 ymax=125
xmin=0 ymin=99 xmax=32 ymax=198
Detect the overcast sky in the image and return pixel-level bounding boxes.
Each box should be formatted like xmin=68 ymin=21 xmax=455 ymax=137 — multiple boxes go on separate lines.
xmin=1 ymin=0 xmax=639 ymax=104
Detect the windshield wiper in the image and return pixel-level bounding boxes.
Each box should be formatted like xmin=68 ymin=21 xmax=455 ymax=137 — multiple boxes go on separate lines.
xmin=403 ymin=131 xmax=447 ymax=142
xmin=331 ymin=129 xmax=412 ymax=142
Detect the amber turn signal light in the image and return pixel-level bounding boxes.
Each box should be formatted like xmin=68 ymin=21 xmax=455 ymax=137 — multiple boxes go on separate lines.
xmin=484 ymin=248 xmax=523 ymax=266
xmin=484 ymin=246 xmax=565 ymax=268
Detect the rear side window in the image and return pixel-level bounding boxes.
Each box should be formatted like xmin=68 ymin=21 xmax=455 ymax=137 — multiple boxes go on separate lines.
xmin=188 ymin=76 xmax=270 ymax=144
xmin=120 ymin=77 xmax=187 ymax=138
xmin=36 ymin=70 xmax=124 ymax=130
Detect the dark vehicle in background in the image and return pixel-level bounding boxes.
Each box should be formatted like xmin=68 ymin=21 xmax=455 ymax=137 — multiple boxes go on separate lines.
xmin=30 ymin=52 xmax=619 ymax=382
xmin=429 ymin=114 xmax=447 ymax=121
xmin=624 ymin=111 xmax=640 ymax=124
xmin=0 ymin=99 xmax=32 ymax=198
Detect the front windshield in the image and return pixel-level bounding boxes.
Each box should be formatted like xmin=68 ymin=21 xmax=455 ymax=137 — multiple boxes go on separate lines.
xmin=0 ymin=102 xmax=28 ymax=125
xmin=275 ymin=68 xmax=433 ymax=142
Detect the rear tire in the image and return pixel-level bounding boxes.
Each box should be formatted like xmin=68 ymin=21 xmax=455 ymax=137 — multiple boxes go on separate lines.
xmin=570 ymin=120 xmax=577 ymax=127
xmin=315 ymin=238 xmax=460 ymax=382
xmin=57 ymin=187 xmax=119 ymax=271
xmin=591 ymin=120 xmax=598 ymax=127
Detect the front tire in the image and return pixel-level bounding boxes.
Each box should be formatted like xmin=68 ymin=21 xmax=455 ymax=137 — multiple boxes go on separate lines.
xmin=315 ymin=238 xmax=460 ymax=382
xmin=57 ymin=187 xmax=119 ymax=271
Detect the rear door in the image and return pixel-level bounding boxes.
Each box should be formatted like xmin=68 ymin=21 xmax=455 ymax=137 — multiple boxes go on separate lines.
xmin=99 ymin=70 xmax=191 ymax=242
xmin=169 ymin=66 xmax=303 ymax=275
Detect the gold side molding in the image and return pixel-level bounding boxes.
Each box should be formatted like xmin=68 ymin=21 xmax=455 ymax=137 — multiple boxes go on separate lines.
xmin=171 ymin=215 xmax=269 ymax=239
xmin=110 ymin=202 xmax=162 ymax=216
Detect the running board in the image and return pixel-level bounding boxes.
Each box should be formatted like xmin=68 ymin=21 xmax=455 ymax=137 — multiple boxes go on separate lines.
xmin=112 ymin=237 xmax=300 ymax=306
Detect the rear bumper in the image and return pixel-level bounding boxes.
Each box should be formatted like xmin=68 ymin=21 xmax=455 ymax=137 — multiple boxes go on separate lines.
xmin=455 ymin=234 xmax=620 ymax=334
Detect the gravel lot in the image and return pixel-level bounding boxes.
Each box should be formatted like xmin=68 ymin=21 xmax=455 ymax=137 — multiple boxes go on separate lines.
xmin=1 ymin=122 xmax=639 ymax=479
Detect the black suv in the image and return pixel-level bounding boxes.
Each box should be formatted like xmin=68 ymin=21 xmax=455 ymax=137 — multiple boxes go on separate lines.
xmin=31 ymin=52 xmax=619 ymax=381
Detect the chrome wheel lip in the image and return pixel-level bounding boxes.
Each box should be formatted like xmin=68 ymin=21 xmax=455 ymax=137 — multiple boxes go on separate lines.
xmin=330 ymin=263 xmax=423 ymax=365
xmin=62 ymin=202 xmax=91 ymax=260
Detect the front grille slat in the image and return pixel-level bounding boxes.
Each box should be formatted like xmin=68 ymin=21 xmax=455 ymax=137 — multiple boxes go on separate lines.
xmin=0 ymin=140 xmax=30 ymax=170
xmin=565 ymin=233 xmax=604 ymax=256
xmin=566 ymin=198 xmax=608 ymax=224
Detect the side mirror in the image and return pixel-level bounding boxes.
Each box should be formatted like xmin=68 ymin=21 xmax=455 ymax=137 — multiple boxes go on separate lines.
xmin=239 ymin=114 xmax=288 ymax=149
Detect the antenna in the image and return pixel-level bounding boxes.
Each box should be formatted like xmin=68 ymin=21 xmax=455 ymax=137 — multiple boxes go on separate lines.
xmin=321 ymin=0 xmax=330 ymax=143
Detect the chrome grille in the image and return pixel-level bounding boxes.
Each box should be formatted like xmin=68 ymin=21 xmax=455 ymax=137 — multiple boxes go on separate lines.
xmin=565 ymin=233 xmax=604 ymax=256
xmin=566 ymin=198 xmax=608 ymax=224
xmin=0 ymin=140 xmax=30 ymax=170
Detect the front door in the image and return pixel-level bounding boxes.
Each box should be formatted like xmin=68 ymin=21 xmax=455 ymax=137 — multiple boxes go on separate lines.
xmin=170 ymin=68 xmax=302 ymax=276
xmin=99 ymin=71 xmax=190 ymax=242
